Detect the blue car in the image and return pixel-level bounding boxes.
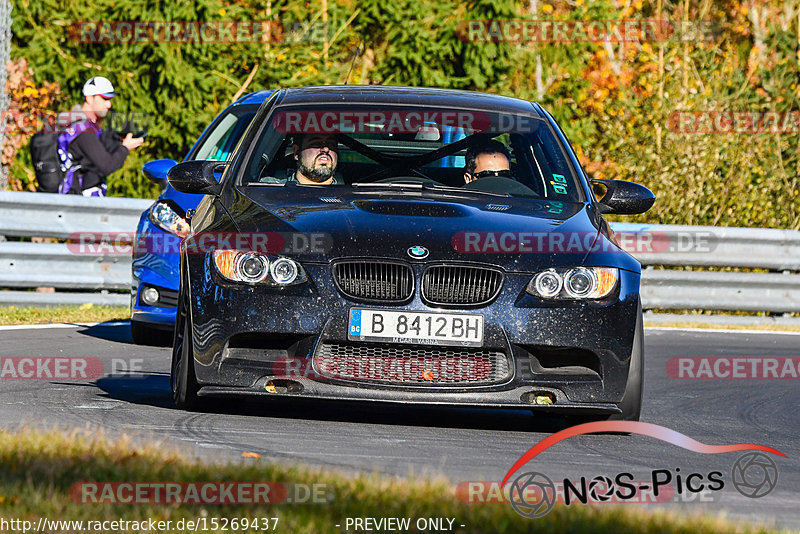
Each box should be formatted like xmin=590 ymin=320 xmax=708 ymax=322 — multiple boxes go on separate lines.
xmin=130 ymin=90 xmax=273 ymax=345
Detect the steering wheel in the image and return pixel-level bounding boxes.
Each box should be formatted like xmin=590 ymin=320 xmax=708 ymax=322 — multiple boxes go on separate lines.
xmin=463 ymin=176 xmax=538 ymax=196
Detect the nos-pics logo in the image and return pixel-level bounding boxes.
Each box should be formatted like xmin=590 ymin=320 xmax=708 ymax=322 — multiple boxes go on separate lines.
xmin=503 ymin=421 xmax=783 ymax=519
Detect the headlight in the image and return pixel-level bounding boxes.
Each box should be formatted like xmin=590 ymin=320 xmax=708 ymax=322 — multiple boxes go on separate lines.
xmin=213 ymin=250 xmax=306 ymax=286
xmin=150 ymin=201 xmax=190 ymax=238
xmin=532 ymin=270 xmax=562 ymax=298
xmin=270 ymin=257 xmax=299 ymax=284
xmin=526 ymin=267 xmax=618 ymax=300
xmin=238 ymin=252 xmax=270 ymax=283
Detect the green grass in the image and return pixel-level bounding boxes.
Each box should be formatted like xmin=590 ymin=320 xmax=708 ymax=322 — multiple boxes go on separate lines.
xmin=0 ymin=305 xmax=128 ymax=325
xmin=0 ymin=429 xmax=789 ymax=533
xmin=648 ymin=308 xmax=800 ymax=318
xmin=645 ymin=322 xmax=800 ymax=332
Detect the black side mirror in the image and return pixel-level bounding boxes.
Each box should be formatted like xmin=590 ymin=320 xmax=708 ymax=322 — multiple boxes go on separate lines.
xmin=591 ymin=179 xmax=655 ymax=215
xmin=167 ymin=160 xmax=226 ymax=195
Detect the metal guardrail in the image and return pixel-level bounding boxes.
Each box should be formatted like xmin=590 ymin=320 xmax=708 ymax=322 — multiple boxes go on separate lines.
xmin=0 ymin=191 xmax=799 ymax=312
xmin=640 ymin=270 xmax=800 ymax=313
xmin=611 ymin=222 xmax=800 ymax=271
xmin=0 ymin=242 xmax=129 ymax=290
xmin=0 ymin=192 xmax=150 ymax=307
xmin=0 ymin=191 xmax=150 ymax=240
xmin=611 ymin=223 xmax=800 ymax=313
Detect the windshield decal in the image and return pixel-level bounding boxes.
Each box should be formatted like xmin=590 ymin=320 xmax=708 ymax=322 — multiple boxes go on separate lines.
xmin=550 ymin=173 xmax=569 ymax=195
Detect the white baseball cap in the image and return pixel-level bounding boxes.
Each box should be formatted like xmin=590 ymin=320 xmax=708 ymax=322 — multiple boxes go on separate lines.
xmin=83 ymin=76 xmax=116 ymax=98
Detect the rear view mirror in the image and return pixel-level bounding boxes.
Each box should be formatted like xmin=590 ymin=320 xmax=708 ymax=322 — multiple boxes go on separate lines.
xmin=414 ymin=123 xmax=441 ymax=141
xmin=591 ymin=179 xmax=655 ymax=215
xmin=167 ymin=160 xmax=226 ymax=195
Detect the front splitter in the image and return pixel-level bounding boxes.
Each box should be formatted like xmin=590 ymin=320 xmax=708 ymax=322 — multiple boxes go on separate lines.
xmin=197 ymin=379 xmax=620 ymax=415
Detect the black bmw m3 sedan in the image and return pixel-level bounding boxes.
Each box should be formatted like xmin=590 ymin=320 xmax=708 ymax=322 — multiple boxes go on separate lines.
xmin=167 ymin=85 xmax=654 ymax=421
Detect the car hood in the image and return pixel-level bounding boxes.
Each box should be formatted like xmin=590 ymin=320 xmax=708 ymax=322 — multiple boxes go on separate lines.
xmin=227 ymin=187 xmax=607 ymax=272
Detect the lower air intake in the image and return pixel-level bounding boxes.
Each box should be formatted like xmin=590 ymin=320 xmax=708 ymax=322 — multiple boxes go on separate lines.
xmin=313 ymin=342 xmax=510 ymax=385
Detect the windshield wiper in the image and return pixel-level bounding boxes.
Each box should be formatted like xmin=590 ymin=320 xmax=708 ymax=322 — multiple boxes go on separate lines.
xmin=351 ymin=182 xmax=424 ymax=189
xmin=351 ymin=181 xmax=510 ymax=197
xmin=420 ymin=182 xmax=510 ymax=197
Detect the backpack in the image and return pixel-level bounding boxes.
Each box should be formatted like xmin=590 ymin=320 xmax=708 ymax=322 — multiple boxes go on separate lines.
xmin=29 ymin=121 xmax=99 ymax=194
xmin=30 ymin=132 xmax=63 ymax=193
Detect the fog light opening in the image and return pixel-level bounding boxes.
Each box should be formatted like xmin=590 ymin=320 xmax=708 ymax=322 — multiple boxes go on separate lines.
xmin=522 ymin=391 xmax=556 ymax=405
xmin=141 ymin=286 xmax=160 ymax=306
xmin=265 ymin=379 xmax=303 ymax=394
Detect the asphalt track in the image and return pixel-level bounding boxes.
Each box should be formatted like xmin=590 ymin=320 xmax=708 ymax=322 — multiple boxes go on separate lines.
xmin=0 ymin=323 xmax=798 ymax=530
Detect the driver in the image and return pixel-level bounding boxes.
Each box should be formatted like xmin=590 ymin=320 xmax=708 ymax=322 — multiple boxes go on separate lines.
xmin=291 ymin=133 xmax=343 ymax=185
xmin=463 ymin=139 xmax=513 ymax=184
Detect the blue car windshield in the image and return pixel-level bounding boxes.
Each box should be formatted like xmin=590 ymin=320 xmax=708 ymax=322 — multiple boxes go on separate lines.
xmin=242 ymin=105 xmax=583 ymax=201
xmin=192 ymin=107 xmax=258 ymax=162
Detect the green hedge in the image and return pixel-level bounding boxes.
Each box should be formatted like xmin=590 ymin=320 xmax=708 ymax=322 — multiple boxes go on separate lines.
xmin=9 ymin=0 xmax=800 ymax=229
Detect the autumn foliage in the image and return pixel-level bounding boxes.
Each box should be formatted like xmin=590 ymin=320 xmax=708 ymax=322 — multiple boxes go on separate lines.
xmin=6 ymin=0 xmax=800 ymax=228
xmin=3 ymin=58 xmax=62 ymax=191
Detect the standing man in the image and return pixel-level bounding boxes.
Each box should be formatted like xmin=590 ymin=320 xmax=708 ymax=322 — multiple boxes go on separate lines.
xmin=57 ymin=76 xmax=143 ymax=196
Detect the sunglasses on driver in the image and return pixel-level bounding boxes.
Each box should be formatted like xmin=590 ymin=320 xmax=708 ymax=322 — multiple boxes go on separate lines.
xmin=468 ymin=169 xmax=515 ymax=180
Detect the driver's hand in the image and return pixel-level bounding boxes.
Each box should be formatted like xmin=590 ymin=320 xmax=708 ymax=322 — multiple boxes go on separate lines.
xmin=122 ymin=133 xmax=144 ymax=151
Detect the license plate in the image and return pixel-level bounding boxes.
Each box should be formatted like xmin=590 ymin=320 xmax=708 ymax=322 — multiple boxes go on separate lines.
xmin=348 ymin=309 xmax=484 ymax=346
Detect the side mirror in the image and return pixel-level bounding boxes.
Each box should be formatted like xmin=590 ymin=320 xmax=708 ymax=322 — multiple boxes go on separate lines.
xmin=142 ymin=159 xmax=177 ymax=183
xmin=167 ymin=160 xmax=226 ymax=195
xmin=591 ymin=179 xmax=655 ymax=215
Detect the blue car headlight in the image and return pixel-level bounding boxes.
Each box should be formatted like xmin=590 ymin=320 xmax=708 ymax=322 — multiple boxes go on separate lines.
xmin=526 ymin=267 xmax=618 ymax=300
xmin=149 ymin=201 xmax=190 ymax=238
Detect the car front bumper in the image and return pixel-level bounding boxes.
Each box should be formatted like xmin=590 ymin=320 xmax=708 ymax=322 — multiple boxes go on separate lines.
xmin=187 ymin=258 xmax=641 ymax=413
xmin=131 ymin=216 xmax=182 ymax=327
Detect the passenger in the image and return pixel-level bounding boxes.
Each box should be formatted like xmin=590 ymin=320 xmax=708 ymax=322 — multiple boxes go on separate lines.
xmin=463 ymin=139 xmax=513 ymax=184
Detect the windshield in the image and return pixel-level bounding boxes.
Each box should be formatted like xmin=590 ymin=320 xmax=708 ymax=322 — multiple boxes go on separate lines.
xmin=240 ymin=105 xmax=583 ymax=201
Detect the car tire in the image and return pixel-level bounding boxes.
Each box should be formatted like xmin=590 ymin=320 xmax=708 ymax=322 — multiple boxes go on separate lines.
xmin=171 ymin=274 xmax=204 ymax=411
xmin=607 ymin=303 xmax=644 ymax=421
xmin=130 ymin=320 xmax=173 ymax=346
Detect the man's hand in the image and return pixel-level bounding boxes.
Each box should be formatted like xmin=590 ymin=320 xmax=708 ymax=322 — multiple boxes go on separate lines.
xmin=122 ymin=133 xmax=144 ymax=151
